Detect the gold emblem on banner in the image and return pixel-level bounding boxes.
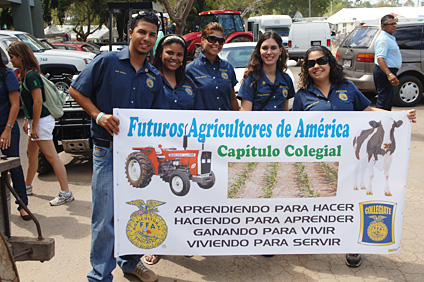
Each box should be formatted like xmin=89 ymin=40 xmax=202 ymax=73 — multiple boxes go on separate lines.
xmin=126 ymin=200 xmax=167 ymax=249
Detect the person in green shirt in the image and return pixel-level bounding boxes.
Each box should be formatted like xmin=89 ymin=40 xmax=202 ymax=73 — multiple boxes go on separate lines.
xmin=8 ymin=41 xmax=74 ymax=206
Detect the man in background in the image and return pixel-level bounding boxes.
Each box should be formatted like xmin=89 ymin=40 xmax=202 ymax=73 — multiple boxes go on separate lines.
xmin=373 ymin=14 xmax=401 ymax=111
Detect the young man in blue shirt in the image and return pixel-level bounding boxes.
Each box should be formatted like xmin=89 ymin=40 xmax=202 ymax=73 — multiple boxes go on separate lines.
xmin=70 ymin=12 xmax=168 ymax=282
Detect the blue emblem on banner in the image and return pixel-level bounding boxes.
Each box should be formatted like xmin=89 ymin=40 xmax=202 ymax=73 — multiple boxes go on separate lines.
xmin=359 ymin=201 xmax=396 ymax=246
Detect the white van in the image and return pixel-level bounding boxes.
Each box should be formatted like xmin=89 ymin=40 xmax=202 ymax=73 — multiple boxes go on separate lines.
xmin=287 ymin=21 xmax=332 ymax=60
xmin=247 ymin=15 xmax=292 ymax=46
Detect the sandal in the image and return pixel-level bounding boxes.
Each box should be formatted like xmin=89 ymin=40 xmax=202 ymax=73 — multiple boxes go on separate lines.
xmin=143 ymin=254 xmax=160 ymax=265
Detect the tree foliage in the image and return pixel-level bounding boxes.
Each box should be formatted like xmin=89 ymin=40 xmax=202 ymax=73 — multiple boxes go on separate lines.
xmin=246 ymin=0 xmax=331 ymax=18
xmin=0 ymin=8 xmax=14 ymax=29
xmin=68 ymin=0 xmax=109 ymax=41
xmin=159 ymin=0 xmax=196 ymax=35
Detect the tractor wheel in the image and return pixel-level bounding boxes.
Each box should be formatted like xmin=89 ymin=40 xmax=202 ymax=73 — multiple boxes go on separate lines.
xmin=198 ymin=171 xmax=215 ymax=189
xmin=169 ymin=171 xmax=190 ymax=196
xmin=125 ymin=152 xmax=154 ymax=188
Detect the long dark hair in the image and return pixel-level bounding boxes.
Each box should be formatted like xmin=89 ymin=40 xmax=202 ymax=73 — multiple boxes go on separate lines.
xmin=299 ymin=46 xmax=345 ymax=89
xmin=153 ymin=34 xmax=188 ymax=86
xmin=7 ymin=41 xmax=41 ymax=81
xmin=243 ymin=31 xmax=288 ymax=87
xmin=0 ymin=54 xmax=6 ymax=83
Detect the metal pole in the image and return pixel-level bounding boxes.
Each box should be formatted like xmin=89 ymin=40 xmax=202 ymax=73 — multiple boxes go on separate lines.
xmin=309 ymin=0 xmax=311 ymax=18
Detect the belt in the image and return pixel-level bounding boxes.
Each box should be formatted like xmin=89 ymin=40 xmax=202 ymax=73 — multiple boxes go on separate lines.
xmin=93 ymin=137 xmax=111 ymax=147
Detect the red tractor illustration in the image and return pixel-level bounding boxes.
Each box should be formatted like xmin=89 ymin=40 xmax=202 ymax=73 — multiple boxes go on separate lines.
xmin=125 ymin=127 xmax=215 ymax=196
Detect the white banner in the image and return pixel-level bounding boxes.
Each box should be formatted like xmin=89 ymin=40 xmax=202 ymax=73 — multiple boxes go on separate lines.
xmin=113 ymin=109 xmax=411 ymax=257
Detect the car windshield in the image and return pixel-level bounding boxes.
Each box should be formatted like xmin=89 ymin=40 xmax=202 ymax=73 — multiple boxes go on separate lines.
xmin=265 ymin=27 xmax=290 ymax=37
xmin=0 ymin=36 xmax=18 ymax=50
xmin=220 ymin=45 xmax=254 ymax=68
xmin=341 ymin=27 xmax=379 ymax=48
xmin=15 ymin=33 xmax=51 ymax=52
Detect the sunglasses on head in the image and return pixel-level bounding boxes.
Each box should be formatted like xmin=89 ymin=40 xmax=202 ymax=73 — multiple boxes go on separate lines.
xmin=205 ymin=35 xmax=225 ymax=45
xmin=306 ymin=56 xmax=329 ymax=68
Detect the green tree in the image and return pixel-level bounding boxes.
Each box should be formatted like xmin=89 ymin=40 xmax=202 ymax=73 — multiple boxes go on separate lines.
xmin=68 ymin=0 xmax=108 ymax=41
xmin=247 ymin=0 xmax=331 ymax=18
xmin=375 ymin=0 xmax=399 ymax=7
xmin=0 ymin=8 xmax=14 ymax=29
xmin=160 ymin=0 xmax=196 ymax=35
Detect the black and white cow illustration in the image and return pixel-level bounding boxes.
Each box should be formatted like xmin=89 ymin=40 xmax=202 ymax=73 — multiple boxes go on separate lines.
xmin=353 ymin=117 xmax=403 ymax=196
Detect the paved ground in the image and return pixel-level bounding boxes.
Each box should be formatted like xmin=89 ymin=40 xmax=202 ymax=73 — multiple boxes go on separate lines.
xmin=7 ymin=64 xmax=424 ymax=281
xmin=8 ymin=102 xmax=424 ymax=282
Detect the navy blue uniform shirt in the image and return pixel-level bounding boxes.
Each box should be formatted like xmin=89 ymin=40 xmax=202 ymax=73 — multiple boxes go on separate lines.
xmin=186 ymin=52 xmax=237 ymax=110
xmin=163 ymin=76 xmax=204 ymax=110
xmin=71 ymin=47 xmax=169 ymax=141
xmin=237 ymin=69 xmax=295 ymax=111
xmin=0 ymin=68 xmax=20 ymax=123
xmin=293 ymin=80 xmax=371 ymax=111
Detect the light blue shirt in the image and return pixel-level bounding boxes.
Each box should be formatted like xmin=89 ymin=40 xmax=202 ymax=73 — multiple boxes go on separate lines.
xmin=374 ymin=30 xmax=401 ymax=69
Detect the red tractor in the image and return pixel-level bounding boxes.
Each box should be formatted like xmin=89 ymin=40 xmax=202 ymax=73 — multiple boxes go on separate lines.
xmin=183 ymin=9 xmax=253 ymax=59
xmin=125 ymin=129 xmax=215 ymax=196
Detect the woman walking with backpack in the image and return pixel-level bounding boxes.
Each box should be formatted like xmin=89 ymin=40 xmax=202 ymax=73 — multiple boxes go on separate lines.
xmin=8 ymin=41 xmax=73 ymax=206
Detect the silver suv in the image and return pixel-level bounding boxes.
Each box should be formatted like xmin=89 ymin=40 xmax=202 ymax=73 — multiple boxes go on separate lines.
xmin=336 ymin=22 xmax=424 ymax=107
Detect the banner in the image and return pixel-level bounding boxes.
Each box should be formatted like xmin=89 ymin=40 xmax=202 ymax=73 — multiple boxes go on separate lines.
xmin=113 ymin=109 xmax=411 ymax=256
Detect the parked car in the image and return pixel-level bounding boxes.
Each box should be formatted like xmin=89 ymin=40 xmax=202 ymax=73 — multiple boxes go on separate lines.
xmin=336 ymin=22 xmax=424 ymax=106
xmin=0 ymin=30 xmax=96 ymax=95
xmin=38 ymin=38 xmax=57 ymax=49
xmin=0 ymin=35 xmax=17 ymax=70
xmin=219 ymin=42 xmax=297 ymax=107
xmin=52 ymin=42 xmax=100 ymax=54
xmin=99 ymin=44 xmax=125 ymax=52
xmin=287 ymin=21 xmax=333 ymax=61
xmin=0 ymin=32 xmax=93 ymax=174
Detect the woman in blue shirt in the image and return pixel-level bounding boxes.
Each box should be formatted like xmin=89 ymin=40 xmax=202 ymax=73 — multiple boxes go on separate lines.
xmin=238 ymin=31 xmax=295 ymax=111
xmin=153 ymin=34 xmax=203 ymax=110
xmin=293 ymin=45 xmax=415 ymax=267
xmin=0 ymin=58 xmax=29 ymax=220
xmin=186 ymin=22 xmax=239 ymax=111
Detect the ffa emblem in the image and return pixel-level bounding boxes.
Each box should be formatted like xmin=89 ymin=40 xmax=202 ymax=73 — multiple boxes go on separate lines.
xmin=359 ymin=201 xmax=396 ymax=246
xmin=126 ymin=199 xmax=168 ymax=249
xmin=262 ymin=81 xmax=266 ymax=85
xmin=146 ymin=78 xmax=154 ymax=89
xmin=339 ymin=93 xmax=348 ymax=101
xmin=221 ymin=72 xmax=229 ymax=79
xmin=184 ymin=86 xmax=193 ymax=96
xmin=282 ymin=89 xmax=288 ymax=98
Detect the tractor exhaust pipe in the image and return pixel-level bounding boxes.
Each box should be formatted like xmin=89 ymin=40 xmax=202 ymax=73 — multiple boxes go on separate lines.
xmin=183 ymin=124 xmax=188 ymax=150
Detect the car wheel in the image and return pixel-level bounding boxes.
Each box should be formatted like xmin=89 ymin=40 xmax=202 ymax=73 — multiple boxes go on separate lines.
xmin=50 ymin=75 xmax=72 ymax=95
xmin=393 ymin=75 xmax=423 ymax=107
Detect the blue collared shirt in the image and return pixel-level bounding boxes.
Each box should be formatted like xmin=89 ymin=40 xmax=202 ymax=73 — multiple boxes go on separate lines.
xmin=374 ymin=30 xmax=402 ymax=69
xmin=186 ymin=52 xmax=237 ymax=110
xmin=0 ymin=68 xmax=20 ymax=123
xmin=71 ymin=47 xmax=169 ymax=140
xmin=237 ymin=69 xmax=295 ymax=111
xmin=163 ymin=76 xmax=204 ymax=110
xmin=292 ymin=80 xmax=371 ymax=111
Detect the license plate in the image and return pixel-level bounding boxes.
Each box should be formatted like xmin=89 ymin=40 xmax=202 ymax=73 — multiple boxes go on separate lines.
xmin=343 ymin=59 xmax=352 ymax=68
xmin=311 ymin=41 xmax=321 ymax=46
